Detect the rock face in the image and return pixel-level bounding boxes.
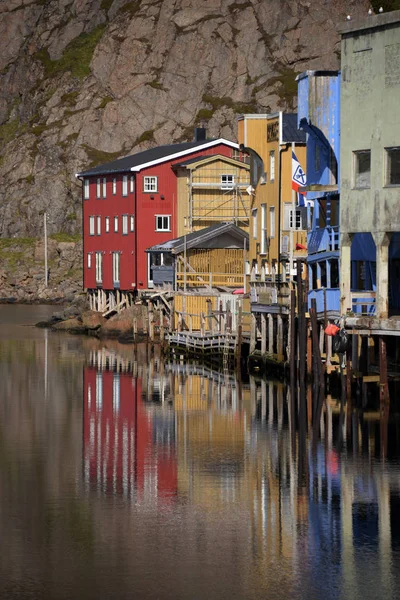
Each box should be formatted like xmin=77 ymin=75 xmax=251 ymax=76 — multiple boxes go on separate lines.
xmin=0 ymin=0 xmax=370 ymax=241
xmin=0 ymin=236 xmax=83 ymax=302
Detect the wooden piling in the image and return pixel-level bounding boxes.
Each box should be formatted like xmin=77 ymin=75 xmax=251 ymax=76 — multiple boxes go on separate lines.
xmin=277 ymin=314 xmax=284 ymax=362
xmin=261 ymin=314 xmax=267 ymax=355
xmin=310 ymin=298 xmax=324 ymax=391
xmin=297 ymin=260 xmax=307 ymax=385
xmin=250 ymin=314 xmax=257 ymax=353
xmin=236 ymin=305 xmax=243 ymax=373
xmin=268 ymin=314 xmax=273 ymax=355
xmin=379 ymin=336 xmax=390 ymax=459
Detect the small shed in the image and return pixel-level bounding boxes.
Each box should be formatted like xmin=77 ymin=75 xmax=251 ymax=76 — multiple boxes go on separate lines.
xmin=146 ymin=222 xmax=249 ymax=289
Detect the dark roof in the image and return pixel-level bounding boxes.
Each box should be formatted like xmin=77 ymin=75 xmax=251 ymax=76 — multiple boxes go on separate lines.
xmin=282 ymin=113 xmax=306 ymax=144
xmin=76 ymin=139 xmax=237 ymax=177
xmin=173 ymin=155 xmax=211 ymax=167
xmin=146 ymin=222 xmax=249 ymax=254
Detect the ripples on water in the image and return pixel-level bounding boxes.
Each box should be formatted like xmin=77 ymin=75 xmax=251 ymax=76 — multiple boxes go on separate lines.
xmin=0 ymin=306 xmax=399 ymax=600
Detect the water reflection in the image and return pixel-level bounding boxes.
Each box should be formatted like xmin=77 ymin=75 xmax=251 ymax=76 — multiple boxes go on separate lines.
xmin=1 ymin=310 xmax=400 ymax=599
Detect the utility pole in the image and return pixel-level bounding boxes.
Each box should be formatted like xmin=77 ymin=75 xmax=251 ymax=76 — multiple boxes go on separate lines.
xmin=44 ymin=212 xmax=48 ymax=287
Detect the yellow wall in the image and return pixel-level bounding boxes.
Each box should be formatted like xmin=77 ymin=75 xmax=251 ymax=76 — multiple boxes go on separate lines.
xmin=237 ymin=113 xmax=307 ymax=276
xmin=176 ymin=156 xmax=250 ymax=237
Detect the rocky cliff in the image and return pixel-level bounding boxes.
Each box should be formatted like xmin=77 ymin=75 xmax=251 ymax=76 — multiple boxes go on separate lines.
xmin=0 ymin=0 xmax=372 ymax=241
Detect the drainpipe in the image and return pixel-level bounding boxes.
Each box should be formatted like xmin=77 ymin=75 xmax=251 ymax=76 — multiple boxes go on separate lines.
xmin=278 ymin=143 xmax=290 ymax=280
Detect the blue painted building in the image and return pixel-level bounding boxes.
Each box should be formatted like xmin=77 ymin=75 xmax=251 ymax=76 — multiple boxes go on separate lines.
xmin=297 ymin=71 xmax=378 ymax=317
xmin=297 ymin=71 xmax=341 ymax=315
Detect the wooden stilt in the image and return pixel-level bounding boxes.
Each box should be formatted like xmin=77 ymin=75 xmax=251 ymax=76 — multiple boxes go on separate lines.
xmin=379 ymin=336 xmax=390 ymax=459
xmin=250 ymin=314 xmax=257 ymax=353
xmin=277 ymin=314 xmax=283 ymax=362
xmin=268 ymin=314 xmax=273 ymax=355
xmin=261 ymin=314 xmax=267 ymax=355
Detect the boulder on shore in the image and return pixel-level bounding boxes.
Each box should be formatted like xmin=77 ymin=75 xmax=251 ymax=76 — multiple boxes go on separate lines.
xmin=52 ymin=318 xmax=86 ymax=334
xmin=81 ymin=310 xmax=106 ymax=330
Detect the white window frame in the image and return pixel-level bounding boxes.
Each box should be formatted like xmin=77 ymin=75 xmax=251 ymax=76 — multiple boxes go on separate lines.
xmin=269 ymin=151 xmax=275 ymax=181
xmin=102 ymin=177 xmax=107 ymax=199
xmin=284 ymin=203 xmax=306 ymax=231
xmin=113 ymin=251 xmax=120 ymax=284
xmin=112 ymin=178 xmax=117 ymax=195
xmin=221 ymin=174 xmax=235 ymax=190
xmin=252 ymin=208 xmax=258 ymax=240
xmin=122 ymin=175 xmax=128 ymax=196
xmin=130 ymin=175 xmax=135 ymax=193
xmin=122 ymin=214 xmax=128 ymax=235
xmin=84 ymin=179 xmax=90 ymax=200
xmin=353 ymin=150 xmax=371 ymax=189
xmin=113 ymin=374 xmax=120 ymax=414
xmin=105 ymin=216 xmax=110 ymax=233
xmin=96 ymin=178 xmax=101 ymax=198
xmin=89 ymin=216 xmax=95 ymax=236
xmin=95 ymin=251 xmax=103 ymax=283
xmin=260 ymin=204 xmax=267 ymax=254
xmin=155 ymin=215 xmax=171 ymax=232
xmin=269 ymin=206 xmax=275 ymax=238
xmin=87 ymin=253 xmax=92 ymax=269
xmin=96 ymin=215 xmax=101 ymax=236
xmin=114 ymin=216 xmax=118 ymax=233
xmin=144 ymin=176 xmax=158 ymax=193
xmin=385 ymin=147 xmax=400 ymax=186
xmin=130 ymin=215 xmax=135 ymax=232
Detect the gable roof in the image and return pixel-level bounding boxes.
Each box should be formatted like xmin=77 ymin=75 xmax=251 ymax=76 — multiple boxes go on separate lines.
xmin=146 ymin=222 xmax=249 ymax=255
xmin=173 ymin=153 xmax=250 ymax=170
xmin=76 ymin=138 xmax=239 ymax=177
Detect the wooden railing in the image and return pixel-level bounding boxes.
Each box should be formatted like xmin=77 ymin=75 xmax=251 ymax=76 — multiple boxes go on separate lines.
xmin=176 ymin=272 xmax=245 ymax=288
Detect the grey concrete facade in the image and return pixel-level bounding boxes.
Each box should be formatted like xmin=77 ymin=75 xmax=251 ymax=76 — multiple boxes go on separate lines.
xmin=339 ymin=10 xmax=400 ymax=318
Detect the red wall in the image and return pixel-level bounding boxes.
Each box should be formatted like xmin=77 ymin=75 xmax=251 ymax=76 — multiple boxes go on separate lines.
xmin=82 ymin=143 xmax=234 ymax=290
xmin=83 ymin=367 xmax=177 ymax=501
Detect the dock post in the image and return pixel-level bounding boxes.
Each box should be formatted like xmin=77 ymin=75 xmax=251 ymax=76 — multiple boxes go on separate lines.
xmin=236 ymin=305 xmax=243 ymax=373
xmin=268 ymin=314 xmax=273 ymax=355
xmin=277 ymin=314 xmax=284 ymax=362
xmin=159 ymin=309 xmax=165 ymax=343
xmin=148 ymin=301 xmax=154 ymax=341
xmin=310 ymin=298 xmax=325 ymax=391
xmin=250 ymin=314 xmax=256 ymax=353
xmin=261 ymin=314 xmax=267 ymax=356
xmin=379 ymin=336 xmax=390 ymax=458
xmin=200 ymin=312 xmax=205 ymax=338
xmin=297 ymin=260 xmax=307 ymax=385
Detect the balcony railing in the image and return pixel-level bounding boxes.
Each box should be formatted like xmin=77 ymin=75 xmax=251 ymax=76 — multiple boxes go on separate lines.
xmin=350 ymin=291 xmax=376 ymax=315
xmin=176 ymin=272 xmax=245 ymax=288
xmin=308 ymin=226 xmax=339 ymax=255
xmin=308 ymin=288 xmax=340 ymax=313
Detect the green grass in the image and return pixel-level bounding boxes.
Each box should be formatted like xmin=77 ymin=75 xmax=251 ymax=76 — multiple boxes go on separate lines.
xmin=202 ymin=94 xmax=258 ymax=114
xmin=81 ymin=144 xmax=123 ymax=168
xmin=0 ymin=119 xmax=20 ymax=146
xmin=34 ymin=24 xmax=107 ymax=79
xmin=136 ymin=129 xmax=155 ymax=144
xmin=98 ymin=95 xmax=114 ymax=109
xmin=118 ymin=1 xmax=141 ymax=17
xmin=266 ymin=66 xmax=298 ymax=109
xmin=61 ymin=91 xmax=79 ymax=106
xmin=49 ymin=233 xmax=81 ymax=243
xmin=101 ymin=0 xmax=114 ymax=10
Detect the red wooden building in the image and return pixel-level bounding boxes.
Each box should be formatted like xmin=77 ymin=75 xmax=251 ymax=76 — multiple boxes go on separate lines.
xmin=76 ymin=130 xmax=240 ymax=308
xmin=83 ymin=365 xmax=177 ymax=502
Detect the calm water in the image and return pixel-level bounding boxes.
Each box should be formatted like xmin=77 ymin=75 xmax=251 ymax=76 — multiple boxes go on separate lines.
xmin=0 ymin=305 xmax=399 ymax=600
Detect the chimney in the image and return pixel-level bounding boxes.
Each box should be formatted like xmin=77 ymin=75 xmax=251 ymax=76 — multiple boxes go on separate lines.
xmin=194 ymin=127 xmax=206 ymax=142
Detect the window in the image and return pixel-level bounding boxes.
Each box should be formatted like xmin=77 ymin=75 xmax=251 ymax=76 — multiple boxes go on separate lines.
xmin=270 ymin=206 xmax=275 ymax=238
xmin=144 ymin=176 xmax=158 ymax=192
xmin=113 ymin=252 xmax=120 ymax=284
xmin=130 ymin=175 xmax=135 ymax=193
xmin=155 ymin=215 xmax=171 ymax=231
xmin=87 ymin=253 xmax=92 ymax=269
xmin=89 ymin=216 xmax=95 ymax=236
xmin=97 ymin=215 xmax=101 ymax=235
xmin=284 ymin=204 xmax=306 ymax=230
xmin=96 ymin=372 xmax=103 ymax=410
xmin=96 ymin=178 xmax=101 ymax=198
xmin=269 ymin=151 xmax=275 ymax=181
xmin=130 ymin=215 xmax=135 ymax=232
xmin=260 ymin=204 xmax=267 ymax=254
xmin=102 ymin=177 xmax=107 ymax=198
xmin=112 ymin=178 xmax=117 ymax=195
xmin=114 ymin=216 xmax=118 ymax=232
xmin=122 ymin=175 xmax=128 ymax=196
xmin=95 ymin=252 xmax=102 ymax=283
xmin=353 ymin=150 xmax=371 ymax=188
xmin=113 ymin=374 xmax=120 ymax=414
xmin=252 ymin=208 xmax=258 ymax=239
xmin=221 ymin=174 xmax=235 ymax=189
xmin=122 ymin=214 xmax=128 ymax=235
xmin=105 ymin=216 xmax=110 ymax=233
xmin=386 ymin=147 xmax=400 ymax=185
xmin=84 ymin=179 xmax=90 ymax=199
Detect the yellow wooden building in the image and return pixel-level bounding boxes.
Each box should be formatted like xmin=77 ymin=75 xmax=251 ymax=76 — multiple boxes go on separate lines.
xmin=237 ymin=113 xmax=307 ymax=279
xmin=172 ymin=154 xmax=251 ymax=236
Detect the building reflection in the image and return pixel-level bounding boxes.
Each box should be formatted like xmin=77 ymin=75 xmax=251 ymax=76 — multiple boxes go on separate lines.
xmin=82 ymin=348 xmax=400 ymax=596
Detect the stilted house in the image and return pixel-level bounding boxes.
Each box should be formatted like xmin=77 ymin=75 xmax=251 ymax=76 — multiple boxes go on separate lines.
xmin=76 ymin=130 xmax=241 ymax=310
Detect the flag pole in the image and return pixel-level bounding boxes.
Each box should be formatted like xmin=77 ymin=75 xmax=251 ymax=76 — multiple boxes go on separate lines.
xmin=290 ymin=142 xmax=295 ymax=282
